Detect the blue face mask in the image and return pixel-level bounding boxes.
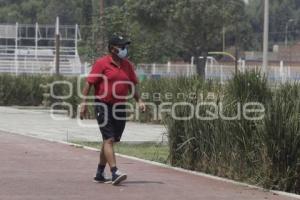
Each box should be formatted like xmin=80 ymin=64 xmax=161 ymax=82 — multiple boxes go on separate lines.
xmin=117 ymin=47 xmax=128 ymax=59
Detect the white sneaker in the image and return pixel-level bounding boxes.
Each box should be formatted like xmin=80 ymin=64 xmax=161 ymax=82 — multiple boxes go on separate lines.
xmin=112 ymin=170 xmax=127 ymax=185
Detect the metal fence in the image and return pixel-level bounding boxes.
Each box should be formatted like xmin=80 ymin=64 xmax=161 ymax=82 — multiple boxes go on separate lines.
xmin=0 ymin=22 xmax=82 ymax=75
xmin=136 ymin=60 xmax=300 ymax=83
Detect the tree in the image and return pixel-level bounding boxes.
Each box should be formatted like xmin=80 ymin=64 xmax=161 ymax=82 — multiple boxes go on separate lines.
xmin=246 ymin=0 xmax=300 ymax=48
xmin=125 ymin=0 xmax=248 ymax=76
xmin=81 ymin=0 xmax=93 ymax=40
xmin=0 ymin=0 xmax=84 ymax=24
xmin=82 ymin=0 xmax=93 ymax=25
xmin=37 ymin=0 xmax=82 ymax=24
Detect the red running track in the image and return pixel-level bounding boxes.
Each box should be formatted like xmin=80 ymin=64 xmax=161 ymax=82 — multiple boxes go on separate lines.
xmin=0 ymin=131 xmax=297 ymax=200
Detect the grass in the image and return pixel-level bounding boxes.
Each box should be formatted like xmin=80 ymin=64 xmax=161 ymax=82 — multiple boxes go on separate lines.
xmin=163 ymin=71 xmax=300 ymax=193
xmin=72 ymin=141 xmax=170 ymax=164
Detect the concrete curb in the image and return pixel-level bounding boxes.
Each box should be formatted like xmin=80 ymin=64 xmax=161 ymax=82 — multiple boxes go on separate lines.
xmin=3 ymin=130 xmax=300 ymax=200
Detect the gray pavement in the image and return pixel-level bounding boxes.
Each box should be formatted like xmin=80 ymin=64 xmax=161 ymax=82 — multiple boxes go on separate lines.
xmin=0 ymin=106 xmax=167 ymax=143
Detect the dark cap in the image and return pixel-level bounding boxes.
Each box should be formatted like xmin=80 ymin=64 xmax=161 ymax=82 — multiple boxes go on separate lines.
xmin=108 ymin=35 xmax=131 ymax=46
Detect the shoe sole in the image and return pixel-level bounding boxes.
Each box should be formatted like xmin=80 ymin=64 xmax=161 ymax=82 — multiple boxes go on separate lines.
xmin=93 ymin=179 xmax=112 ymax=184
xmin=112 ymin=174 xmax=127 ymax=186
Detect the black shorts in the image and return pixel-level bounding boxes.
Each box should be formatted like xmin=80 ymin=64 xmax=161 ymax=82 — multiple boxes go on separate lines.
xmin=94 ymin=100 xmax=126 ymax=142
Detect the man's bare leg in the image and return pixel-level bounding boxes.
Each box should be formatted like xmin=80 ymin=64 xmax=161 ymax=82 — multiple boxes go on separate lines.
xmin=103 ymin=138 xmax=116 ymax=168
xmin=103 ymin=138 xmax=127 ymax=185
xmin=99 ymin=143 xmax=107 ymax=166
xmin=94 ymin=142 xmax=110 ymax=182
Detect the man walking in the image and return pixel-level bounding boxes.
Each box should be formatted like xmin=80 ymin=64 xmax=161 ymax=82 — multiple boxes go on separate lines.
xmin=80 ymin=35 xmax=146 ymax=185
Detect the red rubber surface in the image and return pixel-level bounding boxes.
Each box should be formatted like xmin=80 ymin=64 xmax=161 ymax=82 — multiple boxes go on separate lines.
xmin=0 ymin=131 xmax=297 ymax=200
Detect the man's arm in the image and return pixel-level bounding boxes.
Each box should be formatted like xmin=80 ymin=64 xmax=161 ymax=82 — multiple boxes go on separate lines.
xmin=132 ymin=85 xmax=146 ymax=112
xmin=133 ymin=85 xmax=140 ymax=102
xmin=80 ymin=82 xmax=92 ymax=120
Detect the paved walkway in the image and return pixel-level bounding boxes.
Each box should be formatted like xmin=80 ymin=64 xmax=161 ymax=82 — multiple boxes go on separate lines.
xmin=0 ymin=106 xmax=167 ymax=143
xmin=0 ymin=131 xmax=297 ymax=200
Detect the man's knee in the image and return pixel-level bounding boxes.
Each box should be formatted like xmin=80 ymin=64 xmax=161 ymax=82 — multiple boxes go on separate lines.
xmin=104 ymin=138 xmax=115 ymax=145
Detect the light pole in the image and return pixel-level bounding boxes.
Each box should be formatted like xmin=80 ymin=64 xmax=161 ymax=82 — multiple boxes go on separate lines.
xmin=285 ymin=19 xmax=295 ymax=48
xmin=99 ymin=0 xmax=104 ymax=18
xmin=222 ymin=26 xmax=226 ymax=52
xmin=97 ymin=0 xmax=105 ymax=56
xmin=262 ymin=0 xmax=269 ymax=75
xmin=55 ymin=16 xmax=60 ymax=75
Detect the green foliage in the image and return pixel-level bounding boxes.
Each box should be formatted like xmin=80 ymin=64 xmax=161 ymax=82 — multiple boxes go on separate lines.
xmin=162 ymin=71 xmax=300 ymax=193
xmin=0 ymin=74 xmax=45 ymax=106
xmin=77 ymin=0 xmax=250 ymax=63
xmin=0 ymin=0 xmax=83 ymax=24
xmin=247 ymin=0 xmax=300 ymax=49
xmin=261 ymin=84 xmax=300 ymax=191
xmin=0 ymin=74 xmax=80 ymax=117
xmin=1 ymin=0 xmax=300 ymax=62
xmin=81 ymin=0 xmax=93 ymax=26
xmin=125 ymin=0 xmax=249 ymax=60
xmin=100 ymin=3 xmax=177 ymax=63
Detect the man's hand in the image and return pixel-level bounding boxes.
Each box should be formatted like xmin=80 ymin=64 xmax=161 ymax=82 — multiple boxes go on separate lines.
xmin=79 ymin=103 xmax=89 ymax=120
xmin=138 ymin=99 xmax=146 ymax=112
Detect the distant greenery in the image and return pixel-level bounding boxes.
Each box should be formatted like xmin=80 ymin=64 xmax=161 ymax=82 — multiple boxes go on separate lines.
xmin=0 ymin=0 xmax=81 ymax=24
xmin=1 ymin=0 xmax=300 ymax=64
xmin=0 ymin=0 xmax=122 ymax=24
xmin=246 ymin=0 xmax=300 ymax=50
